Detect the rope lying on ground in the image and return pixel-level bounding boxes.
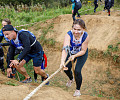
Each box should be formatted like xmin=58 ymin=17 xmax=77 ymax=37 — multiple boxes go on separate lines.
xmin=23 ymin=59 xmax=71 ymax=100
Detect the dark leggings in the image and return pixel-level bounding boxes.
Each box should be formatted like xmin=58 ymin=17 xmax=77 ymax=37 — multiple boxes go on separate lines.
xmin=0 ymin=47 xmax=5 ymax=72
xmin=64 ymin=49 xmax=88 ymax=90
xmin=0 ymin=59 xmax=4 ymax=72
xmin=106 ymin=3 xmax=113 ymax=13
xmin=72 ymin=2 xmax=82 ymax=21
xmin=94 ymin=3 xmax=98 ymax=11
xmin=104 ymin=1 xmax=108 ymax=10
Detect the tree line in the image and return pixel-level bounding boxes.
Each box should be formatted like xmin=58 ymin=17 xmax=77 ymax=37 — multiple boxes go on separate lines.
xmin=0 ymin=0 xmax=71 ymax=8
xmin=0 ymin=0 xmax=119 ymax=9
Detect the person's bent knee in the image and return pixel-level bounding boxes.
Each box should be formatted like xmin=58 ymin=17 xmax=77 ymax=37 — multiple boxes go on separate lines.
xmin=34 ymin=66 xmax=42 ymax=74
xmin=34 ymin=70 xmax=40 ymax=74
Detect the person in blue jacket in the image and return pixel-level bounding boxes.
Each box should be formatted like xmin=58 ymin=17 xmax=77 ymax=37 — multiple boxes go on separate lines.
xmin=2 ymin=25 xmax=49 ymax=84
xmin=71 ymin=0 xmax=82 ymax=21
xmin=60 ymin=19 xmax=89 ymax=96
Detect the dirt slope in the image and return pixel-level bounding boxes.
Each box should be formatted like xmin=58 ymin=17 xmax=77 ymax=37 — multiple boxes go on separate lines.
xmin=0 ymin=10 xmax=120 ymax=100
xmin=39 ymin=11 xmax=120 ymax=51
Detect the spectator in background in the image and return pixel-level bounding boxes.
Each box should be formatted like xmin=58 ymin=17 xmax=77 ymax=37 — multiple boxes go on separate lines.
xmin=71 ymin=0 xmax=80 ymax=17
xmin=106 ymin=0 xmax=114 ymax=16
xmin=94 ymin=0 xmax=102 ymax=13
xmin=71 ymin=0 xmax=82 ymax=21
xmin=103 ymin=0 xmax=108 ymax=11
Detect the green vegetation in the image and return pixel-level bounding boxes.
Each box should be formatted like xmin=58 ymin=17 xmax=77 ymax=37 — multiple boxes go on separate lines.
xmin=0 ymin=0 xmax=119 ymax=9
xmin=0 ymin=4 xmax=104 ymax=29
xmin=89 ymin=49 xmax=99 ymax=58
xmin=5 ymin=81 xmax=19 ymax=86
xmin=38 ymin=23 xmax=56 ymax=46
xmin=89 ymin=42 xmax=120 ymax=64
xmin=17 ymin=60 xmax=34 ymax=81
xmin=105 ymin=68 xmax=111 ymax=78
xmin=103 ymin=42 xmax=120 ymax=63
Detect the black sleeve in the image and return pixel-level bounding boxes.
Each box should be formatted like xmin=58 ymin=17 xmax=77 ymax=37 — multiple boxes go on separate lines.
xmin=0 ymin=36 xmax=3 ymax=43
xmin=17 ymin=32 xmax=31 ymax=61
xmin=0 ymin=42 xmax=10 ymax=46
xmin=7 ymin=44 xmax=15 ymax=68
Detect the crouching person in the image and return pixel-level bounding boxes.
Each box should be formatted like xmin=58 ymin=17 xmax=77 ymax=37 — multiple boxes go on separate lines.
xmin=2 ymin=25 xmax=49 ymax=84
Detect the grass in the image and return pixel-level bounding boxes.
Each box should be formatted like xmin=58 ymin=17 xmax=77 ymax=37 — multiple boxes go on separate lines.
xmin=89 ymin=49 xmax=99 ymax=58
xmin=91 ymin=86 xmax=116 ymax=99
xmin=89 ymin=42 xmax=120 ymax=63
xmin=104 ymin=42 xmax=120 ymax=62
xmin=49 ymin=73 xmax=68 ymax=89
xmin=15 ymin=60 xmax=34 ymax=81
xmin=0 ymin=4 xmax=104 ymax=29
xmin=105 ymin=68 xmax=111 ymax=78
xmin=5 ymin=81 xmax=19 ymax=86
xmin=38 ymin=22 xmax=56 ymax=46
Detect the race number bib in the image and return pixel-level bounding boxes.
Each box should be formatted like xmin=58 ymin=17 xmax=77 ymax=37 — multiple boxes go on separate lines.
xmin=71 ymin=46 xmax=81 ymax=54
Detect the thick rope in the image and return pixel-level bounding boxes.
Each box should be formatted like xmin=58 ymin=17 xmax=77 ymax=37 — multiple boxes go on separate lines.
xmin=23 ymin=59 xmax=71 ymax=100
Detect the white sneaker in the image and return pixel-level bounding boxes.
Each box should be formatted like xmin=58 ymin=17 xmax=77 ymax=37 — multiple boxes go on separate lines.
xmin=66 ymin=78 xmax=74 ymax=87
xmin=73 ymin=90 xmax=81 ymax=97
